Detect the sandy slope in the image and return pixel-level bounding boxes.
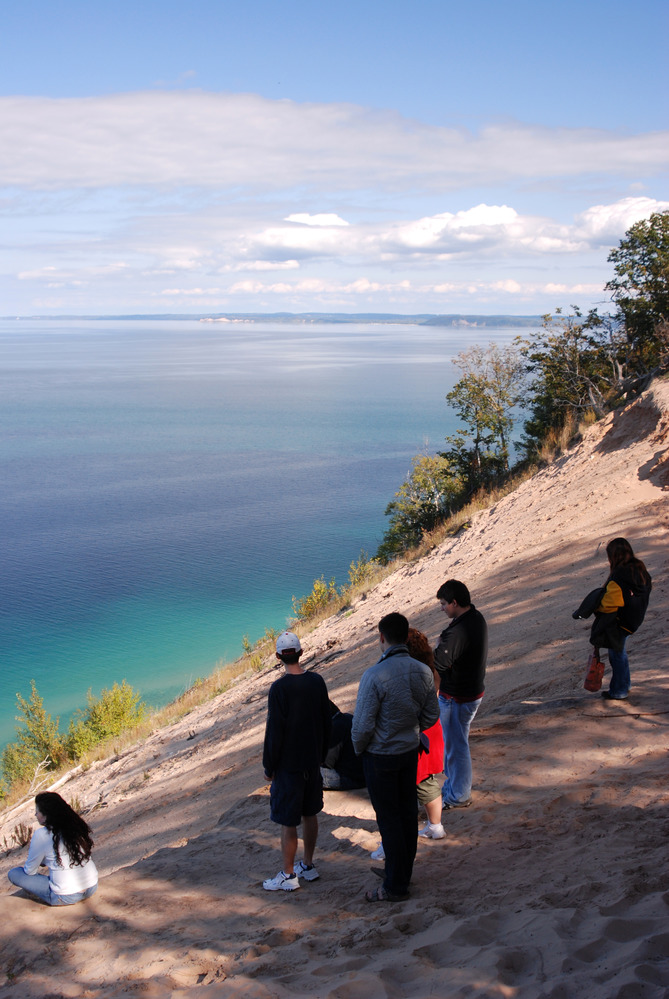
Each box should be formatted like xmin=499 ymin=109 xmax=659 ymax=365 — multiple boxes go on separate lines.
xmin=1 ymin=379 xmax=668 ymax=999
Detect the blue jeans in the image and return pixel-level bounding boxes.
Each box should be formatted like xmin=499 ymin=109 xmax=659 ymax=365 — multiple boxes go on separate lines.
xmin=8 ymin=867 xmax=97 ymax=906
xmin=439 ymin=694 xmax=482 ymax=805
xmin=362 ymin=747 xmax=418 ymax=896
xmin=608 ymin=638 xmax=630 ymax=698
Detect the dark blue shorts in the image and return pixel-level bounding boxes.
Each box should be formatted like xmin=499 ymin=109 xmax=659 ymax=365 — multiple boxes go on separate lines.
xmin=270 ymin=768 xmax=323 ymax=826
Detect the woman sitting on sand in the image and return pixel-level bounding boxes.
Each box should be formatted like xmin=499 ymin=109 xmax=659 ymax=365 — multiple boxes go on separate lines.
xmin=594 ymin=537 xmax=652 ymax=701
xmin=8 ymin=792 xmax=98 ymax=906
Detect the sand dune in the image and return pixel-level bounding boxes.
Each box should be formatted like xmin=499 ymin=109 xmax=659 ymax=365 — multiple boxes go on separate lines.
xmin=1 ymin=379 xmax=668 ymax=999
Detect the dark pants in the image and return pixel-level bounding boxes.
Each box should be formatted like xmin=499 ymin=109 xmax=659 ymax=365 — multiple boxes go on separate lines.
xmin=363 ymin=747 xmax=419 ymax=896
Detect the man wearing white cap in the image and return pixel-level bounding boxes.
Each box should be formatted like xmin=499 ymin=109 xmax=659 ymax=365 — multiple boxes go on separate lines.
xmin=262 ymin=631 xmax=331 ymax=891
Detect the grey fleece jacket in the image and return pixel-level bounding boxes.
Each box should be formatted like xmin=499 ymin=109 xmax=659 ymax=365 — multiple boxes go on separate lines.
xmin=351 ymin=645 xmax=439 ymax=756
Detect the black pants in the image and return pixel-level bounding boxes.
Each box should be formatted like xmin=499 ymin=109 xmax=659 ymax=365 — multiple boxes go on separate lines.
xmin=363 ymin=747 xmax=418 ymax=895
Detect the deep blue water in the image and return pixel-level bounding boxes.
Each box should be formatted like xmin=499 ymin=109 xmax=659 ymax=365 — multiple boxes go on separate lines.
xmin=0 ymin=319 xmax=525 ymax=746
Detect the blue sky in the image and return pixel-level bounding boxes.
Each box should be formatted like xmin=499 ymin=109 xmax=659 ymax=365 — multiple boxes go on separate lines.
xmin=1 ymin=0 xmax=668 ymax=315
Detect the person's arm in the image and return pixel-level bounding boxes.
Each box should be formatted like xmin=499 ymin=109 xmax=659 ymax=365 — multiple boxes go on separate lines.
xmin=418 ymin=681 xmax=439 ymax=733
xmin=23 ymin=827 xmax=49 ymax=875
xmin=597 ymin=580 xmax=624 ymax=615
xmin=321 ymin=685 xmax=333 ymax=764
xmin=433 ymin=628 xmax=451 ymax=673
xmin=262 ymin=685 xmax=285 ymax=779
xmin=323 ymin=711 xmax=342 ymax=768
xmin=351 ymin=673 xmax=378 ymax=755
xmin=434 ymin=623 xmax=467 ymax=675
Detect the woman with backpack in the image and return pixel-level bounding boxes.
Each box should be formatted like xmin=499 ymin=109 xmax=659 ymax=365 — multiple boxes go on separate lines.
xmin=593 ymin=538 xmax=652 ymax=701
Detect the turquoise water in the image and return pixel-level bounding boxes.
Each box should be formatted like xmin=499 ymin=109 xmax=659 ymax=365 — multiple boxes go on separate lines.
xmin=0 ymin=319 xmax=526 ymax=746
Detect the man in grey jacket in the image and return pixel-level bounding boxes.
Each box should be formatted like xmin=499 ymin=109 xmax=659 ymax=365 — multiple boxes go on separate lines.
xmin=352 ymin=612 xmax=439 ymax=902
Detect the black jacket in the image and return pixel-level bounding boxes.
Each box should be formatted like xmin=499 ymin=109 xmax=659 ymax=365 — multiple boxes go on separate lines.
xmin=323 ymin=711 xmax=366 ymax=788
xmin=607 ymin=566 xmax=652 ymax=635
xmin=575 ymin=566 xmax=651 ymax=651
xmin=434 ymin=605 xmax=487 ymax=699
xmin=572 ymin=587 xmax=606 ymax=620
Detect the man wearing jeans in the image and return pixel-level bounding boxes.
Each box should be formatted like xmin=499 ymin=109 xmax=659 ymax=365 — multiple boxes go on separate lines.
xmin=352 ymin=613 xmax=439 ymax=902
xmin=434 ymin=580 xmax=488 ymax=809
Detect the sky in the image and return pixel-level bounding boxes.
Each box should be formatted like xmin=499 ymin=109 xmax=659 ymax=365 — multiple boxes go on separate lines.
xmin=1 ymin=0 xmax=668 ymax=316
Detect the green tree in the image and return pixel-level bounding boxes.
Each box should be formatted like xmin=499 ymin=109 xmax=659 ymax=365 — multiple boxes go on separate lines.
xmin=516 ymin=303 xmax=663 ymax=457
xmin=292 ymin=576 xmax=338 ymax=620
xmin=347 ymin=550 xmax=379 ymax=588
xmin=606 ymin=209 xmax=669 ymax=368
xmin=65 ymin=681 xmax=146 ymax=760
xmin=518 ymin=308 xmax=609 ymax=451
xmin=441 ymin=342 xmax=525 ymax=495
xmin=377 ymin=452 xmax=461 ymax=562
xmin=1 ymin=681 xmax=65 ymax=787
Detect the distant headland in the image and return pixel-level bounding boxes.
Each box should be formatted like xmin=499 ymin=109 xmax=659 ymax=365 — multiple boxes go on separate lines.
xmin=3 ymin=312 xmax=542 ymax=327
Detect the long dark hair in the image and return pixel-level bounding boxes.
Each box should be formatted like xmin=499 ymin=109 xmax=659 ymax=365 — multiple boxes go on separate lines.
xmin=35 ymin=792 xmax=94 ymax=867
xmin=606 ymin=538 xmax=650 ymax=586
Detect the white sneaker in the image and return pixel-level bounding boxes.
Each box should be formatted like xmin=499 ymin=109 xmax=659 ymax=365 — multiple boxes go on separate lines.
xmin=370 ymin=843 xmax=385 ymax=860
xmin=294 ymin=860 xmax=319 ymax=881
xmin=262 ymin=870 xmax=300 ymax=891
xmin=419 ymin=822 xmax=445 ymax=840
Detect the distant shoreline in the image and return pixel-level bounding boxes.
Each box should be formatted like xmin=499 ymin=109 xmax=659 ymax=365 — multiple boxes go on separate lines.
xmin=1 ymin=312 xmax=542 ymax=328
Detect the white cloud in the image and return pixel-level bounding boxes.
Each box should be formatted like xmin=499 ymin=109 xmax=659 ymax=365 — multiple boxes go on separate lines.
xmin=451 ymin=205 xmax=519 ymax=228
xmin=159 ymin=287 xmax=222 ymax=296
xmin=12 ymin=195 xmax=667 ymax=287
xmin=0 ymin=92 xmax=667 ymax=192
xmin=252 ymin=225 xmax=351 ymax=254
xmin=491 ymin=280 xmax=523 ymax=294
xmin=236 ymin=198 xmax=669 ymax=269
xmin=575 ymin=196 xmax=669 ymax=243
xmin=285 ymin=213 xmax=349 ymax=226
xmin=388 ymin=205 xmax=520 ymax=251
xmin=18 ymin=262 xmax=129 ymax=282
xmin=1 ymin=88 xmax=666 ymax=315
xmin=154 ymin=275 xmax=605 ymax=304
xmin=9 ymin=194 xmax=667 ymax=318
xmin=222 ymin=259 xmax=301 ymax=272
xmin=150 ymin=255 xmax=203 ymax=273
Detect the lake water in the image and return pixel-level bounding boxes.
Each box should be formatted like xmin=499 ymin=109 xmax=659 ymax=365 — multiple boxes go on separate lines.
xmin=0 ymin=318 xmax=527 ymax=747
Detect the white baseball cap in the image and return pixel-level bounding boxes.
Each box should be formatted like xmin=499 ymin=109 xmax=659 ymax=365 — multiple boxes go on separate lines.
xmin=276 ymin=631 xmax=302 ymax=655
